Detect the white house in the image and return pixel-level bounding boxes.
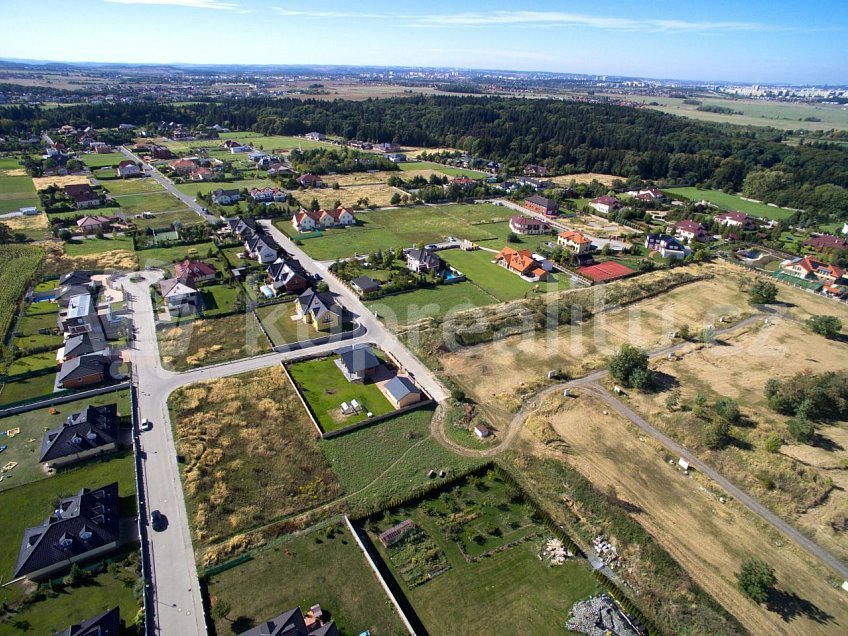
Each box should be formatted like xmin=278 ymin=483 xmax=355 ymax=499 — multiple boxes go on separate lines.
xmin=160 ymin=277 xmax=197 ymax=314
xmin=245 ymin=235 xmax=279 ymax=263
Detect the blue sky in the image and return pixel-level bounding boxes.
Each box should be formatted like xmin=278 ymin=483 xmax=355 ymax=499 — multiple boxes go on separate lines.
xmin=0 ymin=0 xmax=845 ymax=84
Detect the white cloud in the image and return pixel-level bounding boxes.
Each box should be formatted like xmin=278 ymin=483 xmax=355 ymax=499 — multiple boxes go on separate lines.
xmin=105 ymin=0 xmax=240 ymax=10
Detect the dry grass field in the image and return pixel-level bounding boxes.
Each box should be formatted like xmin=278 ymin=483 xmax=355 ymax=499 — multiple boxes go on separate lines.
xmin=532 ymin=392 xmax=848 ymax=635
xmin=3 ymin=211 xmax=49 ymax=239
xmin=551 ymin=172 xmax=622 ymax=187
xmin=158 ymin=313 xmax=271 ymax=371
xmin=32 ymin=174 xmax=91 ymax=190
xmin=292 ymin=183 xmax=401 ymax=209
xmin=441 ymin=265 xmax=753 ymax=418
xmin=169 ymin=366 xmax=342 ymax=549
xmin=40 ymin=243 xmax=138 ymax=276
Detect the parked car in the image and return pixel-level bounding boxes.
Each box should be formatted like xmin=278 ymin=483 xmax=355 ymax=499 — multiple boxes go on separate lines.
xmin=151 ymin=510 xmax=164 ymax=531
xmin=140 ymin=418 xmax=152 ymax=431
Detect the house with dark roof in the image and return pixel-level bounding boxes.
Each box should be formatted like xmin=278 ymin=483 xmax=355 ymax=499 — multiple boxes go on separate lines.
xmin=524 ymin=195 xmax=559 ymax=216
xmin=245 ymin=234 xmax=280 ymax=264
xmin=509 ymin=215 xmax=548 ymax=235
xmin=237 ymin=607 xmax=339 ymax=636
xmin=116 ymin=160 xmax=141 ymax=178
xmin=61 ymin=332 xmax=97 ymax=362
xmin=350 ymin=276 xmax=381 ymax=296
xmin=53 ymin=607 xmax=121 ymax=636
xmin=804 ymin=234 xmax=848 ymax=253
xmin=336 ymin=343 xmax=381 ymax=382
xmin=64 ymin=184 xmax=101 ymax=210
xmin=383 ymin=375 xmax=422 ymax=408
xmin=267 ymin=258 xmax=308 ymax=294
xmin=406 ymin=248 xmax=441 ymax=274
xmin=15 ymin=483 xmax=120 ymax=580
xmin=645 ymin=233 xmax=688 ymax=259
xmin=296 ymin=173 xmax=324 ymax=188
xmin=59 ymin=294 xmax=95 ymax=335
xmin=159 ymin=277 xmax=198 ymax=315
xmin=40 ymin=404 xmax=119 ymax=468
xmin=211 ymin=188 xmax=242 ymax=205
xmin=56 ymin=350 xmax=113 ymax=389
xmin=296 ymin=289 xmax=343 ymax=332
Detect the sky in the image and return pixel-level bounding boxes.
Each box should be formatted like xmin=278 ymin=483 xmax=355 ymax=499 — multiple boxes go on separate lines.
xmin=0 ymin=0 xmax=845 ymax=84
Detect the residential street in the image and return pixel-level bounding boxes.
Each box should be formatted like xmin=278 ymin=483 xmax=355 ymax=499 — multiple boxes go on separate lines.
xmin=117 ymin=146 xmax=217 ymax=224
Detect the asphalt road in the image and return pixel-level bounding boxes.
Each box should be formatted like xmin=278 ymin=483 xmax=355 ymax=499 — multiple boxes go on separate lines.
xmin=117 ymin=146 xmax=217 ymax=224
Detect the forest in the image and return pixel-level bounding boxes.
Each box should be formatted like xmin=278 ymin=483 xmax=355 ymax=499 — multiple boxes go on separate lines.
xmin=2 ymin=95 xmax=846 ymax=221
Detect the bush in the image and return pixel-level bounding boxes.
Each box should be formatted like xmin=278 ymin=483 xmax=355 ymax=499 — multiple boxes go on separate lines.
xmin=764 ymin=433 xmax=783 ymax=453
xmin=748 ymin=280 xmax=778 ymax=305
xmin=736 ymin=558 xmax=776 ymax=604
xmin=788 ymin=413 xmax=816 ymax=443
xmin=713 ymin=397 xmax=740 ymax=424
xmin=807 ymin=315 xmax=842 ymax=339
xmin=703 ymin=417 xmax=730 ymax=450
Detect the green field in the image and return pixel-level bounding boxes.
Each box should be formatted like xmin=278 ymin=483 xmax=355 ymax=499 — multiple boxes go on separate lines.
xmin=6 ymin=351 xmax=59 ymax=376
xmin=63 ymin=234 xmax=135 ymax=256
xmin=80 ymin=152 xmax=126 ymax=168
xmin=0 ymin=390 xmax=131 ymax=491
xmin=320 ymin=407 xmax=483 ymax=515
xmin=175 ymin=177 xmax=276 ymax=198
xmin=207 ymin=522 xmax=404 ymax=636
xmin=398 ymin=161 xmax=488 ymax=178
xmin=103 ymin=177 xmax=166 ymax=196
xmin=0 ymin=451 xmax=135 ymax=579
xmin=134 ymin=208 xmax=204 ymax=231
xmin=0 ymin=244 xmax=44 ymax=350
xmin=283 ymin=203 xmax=513 ymax=261
xmin=12 ymin=301 xmax=62 ymax=352
xmin=198 ymin=283 xmax=240 ymax=316
xmin=0 ymin=372 xmax=56 ymax=406
xmin=665 ymin=187 xmax=795 ymax=220
xmin=366 ymin=281 xmax=498 ymax=326
xmin=136 ymin=241 xmax=217 ymax=268
xmin=0 ymin=174 xmax=39 ymax=213
xmin=287 ymin=356 xmax=394 ymax=433
xmin=255 ymin=302 xmax=321 ymax=346
xmin=364 ymin=471 xmax=600 ymax=635
xmin=440 ymin=249 xmax=565 ymax=301
xmin=113 ymin=191 xmax=189 ymax=216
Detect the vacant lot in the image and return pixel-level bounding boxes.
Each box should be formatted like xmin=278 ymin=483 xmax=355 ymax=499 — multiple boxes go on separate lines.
xmin=550 ymin=172 xmax=621 ymax=187
xmin=102 ymin=176 xmax=166 ymax=196
xmin=440 ymin=249 xmax=565 ymax=301
xmin=288 ymin=356 xmax=395 ymax=433
xmin=255 ymin=302 xmax=320 ymax=346
xmin=398 ymin=161 xmax=487 ymax=178
xmin=169 ymin=366 xmax=342 ymax=547
xmin=63 ymin=234 xmax=135 ymax=257
xmin=0 ymin=173 xmax=39 ymax=213
xmin=114 ymin=191 xmax=188 ymax=217
xmin=31 ymin=174 xmax=92 ymax=190
xmin=80 ymin=152 xmax=126 ymax=169
xmin=136 ymin=241 xmax=217 ymax=268
xmin=40 ymin=243 xmax=138 ymax=277
xmin=666 ymin=187 xmax=795 ymax=220
xmin=367 ymin=281 xmax=498 ymax=326
xmin=442 ymin=265 xmax=752 ymax=417
xmin=158 ymin=313 xmax=270 ymax=371
xmin=2 ymin=211 xmax=50 ymax=240
xmin=540 ymin=391 xmax=848 ymax=635
xmin=364 ymin=470 xmax=600 ymax=635
xmin=207 ymin=521 xmax=404 ymax=636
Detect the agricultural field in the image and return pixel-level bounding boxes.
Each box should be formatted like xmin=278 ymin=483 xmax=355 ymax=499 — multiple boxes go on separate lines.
xmin=79 ymin=152 xmax=126 ymax=169
xmin=0 ymin=390 xmax=131 ymax=492
xmin=168 ymin=366 xmax=342 ymax=547
xmin=0 ymin=173 xmax=39 ymax=213
xmin=0 ymin=244 xmax=44 ymax=346
xmin=665 ymin=187 xmax=796 ymax=220
xmin=206 ymin=521 xmax=404 ymax=636
xmin=284 ymin=202 xmax=513 ymax=261
xmin=534 ymin=390 xmax=848 ymax=635
xmin=363 ymin=469 xmax=600 ymax=635
xmin=158 ymin=312 xmax=271 ymax=371
xmin=287 ymin=356 xmax=395 ymax=433
xmin=320 ymin=406 xmax=483 ymax=515
xmin=440 ymin=264 xmax=751 ymax=418
xmin=367 ymin=281 xmax=499 ymax=326
xmin=397 ymin=161 xmax=488 ymax=178
xmin=31 ymin=174 xmax=91 ymax=191
xmin=255 ymin=302 xmax=320 ymax=346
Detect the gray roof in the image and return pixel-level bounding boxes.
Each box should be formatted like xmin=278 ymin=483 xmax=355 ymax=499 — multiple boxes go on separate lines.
xmin=385 ymin=376 xmax=420 ymax=402
xmin=40 ymin=404 xmax=118 ymax=463
xmin=338 ymin=344 xmax=379 ymax=374
xmin=15 ymin=483 xmax=120 ymax=578
xmin=237 ymin=607 xmax=306 ymax=636
xmin=53 ymin=607 xmax=120 ymax=636
xmin=407 ymin=248 xmax=441 ymax=268
xmin=57 ymin=351 xmax=110 ymax=385
xmin=64 ymin=333 xmax=96 ymax=358
xmin=350 ymin=276 xmax=380 ymax=293
xmin=297 ymin=289 xmax=341 ymax=321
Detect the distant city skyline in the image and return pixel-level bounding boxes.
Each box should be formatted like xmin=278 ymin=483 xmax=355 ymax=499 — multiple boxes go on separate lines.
xmin=0 ymin=0 xmax=845 ymax=84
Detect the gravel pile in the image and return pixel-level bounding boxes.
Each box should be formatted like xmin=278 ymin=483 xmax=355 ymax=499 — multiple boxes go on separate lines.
xmin=565 ymin=594 xmax=638 ymax=636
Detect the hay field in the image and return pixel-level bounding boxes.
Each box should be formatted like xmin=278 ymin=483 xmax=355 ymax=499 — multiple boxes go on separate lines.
xmin=536 ymin=392 xmax=848 ymax=635
xmin=441 ymin=265 xmax=752 ymax=417
xmin=40 ymin=243 xmax=138 ymax=277
xmin=293 ymin=183 xmax=401 ymax=209
xmin=2 ymin=212 xmax=49 ymax=239
xmin=169 ymin=366 xmax=342 ymax=548
xmin=32 ymin=174 xmax=91 ymax=190
xmin=551 ymin=173 xmax=621 ymax=187
xmin=158 ymin=313 xmax=271 ymax=371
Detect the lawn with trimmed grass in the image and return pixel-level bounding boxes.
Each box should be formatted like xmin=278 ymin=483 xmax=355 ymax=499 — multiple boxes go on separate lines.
xmin=665 ymin=187 xmax=795 ymax=220
xmin=80 ymin=152 xmax=126 ymax=169
xmin=0 ymin=372 xmax=57 ymax=406
xmin=12 ymin=301 xmax=62 ymax=351
xmin=6 ymin=351 xmax=59 ymax=376
xmin=168 ymin=366 xmax=341 ymax=546
xmin=255 ymin=302 xmax=321 ymax=346
xmin=133 ymin=208 xmax=204 ymax=231
xmin=473 ymin=221 xmax=555 ymax=252
xmin=158 ymin=312 xmax=271 ymax=371
xmin=136 ymin=241 xmax=217 ymax=268
xmin=198 ymin=283 xmax=240 ymax=316
xmin=0 ymin=450 xmax=135 ymax=579
xmin=397 ymin=161 xmax=488 ymax=178
xmin=287 ymin=356 xmax=395 ymax=433
xmin=102 ymin=177 xmax=166 ymax=196
xmin=175 ymin=178 xmax=276 ymax=198
xmin=113 ymin=191 xmax=187 ymax=216
xmin=366 ymin=281 xmax=498 ymax=326
xmin=320 ymin=407 xmax=483 ymax=515
xmin=0 ymin=390 xmax=131 ymax=492
xmin=0 ymin=174 xmax=39 ymax=213
xmin=364 ymin=471 xmax=600 ymax=635
xmin=439 ymin=249 xmax=566 ymax=301
xmin=207 ymin=521 xmax=404 ymax=636
xmin=63 ymin=234 xmax=135 ymax=257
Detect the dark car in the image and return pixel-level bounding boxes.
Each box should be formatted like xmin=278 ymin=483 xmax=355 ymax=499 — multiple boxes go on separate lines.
xmin=151 ymin=510 xmax=165 ymax=531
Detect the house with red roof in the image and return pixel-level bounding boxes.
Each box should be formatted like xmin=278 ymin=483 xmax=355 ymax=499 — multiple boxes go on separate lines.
xmin=249 ymin=187 xmax=287 ymax=203
xmin=673 ymin=219 xmax=712 ymax=243
xmin=168 ymin=159 xmax=198 ymax=175
xmin=494 ymin=246 xmax=551 ymax=281
xmin=715 ymin=211 xmax=756 ymax=231
xmin=174 ymin=259 xmax=217 ymax=283
xmin=297 ymin=173 xmax=324 ymax=188
xmin=190 ymin=167 xmax=213 ymax=182
xmin=781 ymin=256 xmax=846 ymax=285
xmin=804 ymin=234 xmax=848 ymax=253
xmin=291 ymin=206 xmax=355 ymax=232
xmin=557 ymin=230 xmax=594 ymax=255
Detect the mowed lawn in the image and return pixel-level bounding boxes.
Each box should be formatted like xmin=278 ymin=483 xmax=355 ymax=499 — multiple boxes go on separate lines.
xmin=0 ymin=451 xmax=135 ymax=579
xmin=320 ymin=406 xmax=483 ymax=514
xmin=365 ymin=473 xmax=600 ymax=635
xmin=102 ymin=176 xmax=167 ymax=196
xmin=136 ymin=241 xmax=217 ymax=268
xmin=665 ymin=187 xmax=795 ymax=220
xmin=0 ymin=173 xmax=39 ymax=213
xmin=286 ymin=203 xmax=512 ymax=261
xmin=0 ymin=390 xmax=131 ymax=492
xmin=366 ymin=281 xmax=498 ymax=326
xmin=287 ymin=356 xmax=395 ymax=433
xmin=12 ymin=300 xmax=63 ymax=351
xmin=63 ymin=234 xmax=135 ymax=256
xmin=113 ymin=191 xmax=188 ymax=216
xmin=175 ymin=178 xmax=276 ymax=197
xmin=255 ymin=302 xmax=321 ymax=346
xmin=80 ymin=152 xmax=126 ymax=169
xmin=440 ymin=249 xmax=566 ymax=301
xmin=398 ymin=161 xmax=489 ymax=178
xmin=207 ymin=522 xmax=404 ymax=636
